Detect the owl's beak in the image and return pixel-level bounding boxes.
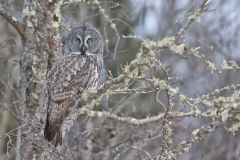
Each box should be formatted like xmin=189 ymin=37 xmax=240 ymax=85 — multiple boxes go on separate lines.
xmin=80 ymin=46 xmax=86 ymax=55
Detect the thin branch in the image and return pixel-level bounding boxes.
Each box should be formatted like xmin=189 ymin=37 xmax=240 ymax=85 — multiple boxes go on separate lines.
xmin=176 ymin=0 xmax=211 ymax=36
xmin=157 ymin=59 xmax=175 ymax=160
xmin=79 ymin=108 xmax=193 ymax=126
xmin=0 ymin=6 xmax=25 ymax=38
xmin=94 ymin=0 xmax=120 ymax=59
xmin=174 ymin=122 xmax=222 ymax=157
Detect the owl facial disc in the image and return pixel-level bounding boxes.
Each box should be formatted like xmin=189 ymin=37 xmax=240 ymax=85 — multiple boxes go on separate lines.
xmin=63 ymin=24 xmax=104 ymax=55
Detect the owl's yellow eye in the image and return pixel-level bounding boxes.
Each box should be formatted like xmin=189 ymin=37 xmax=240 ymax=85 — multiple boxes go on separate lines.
xmin=76 ymin=38 xmax=81 ymax=43
xmin=87 ymin=38 xmax=92 ymax=44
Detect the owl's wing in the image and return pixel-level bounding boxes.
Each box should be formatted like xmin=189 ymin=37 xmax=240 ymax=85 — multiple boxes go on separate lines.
xmin=44 ymin=55 xmax=91 ymax=146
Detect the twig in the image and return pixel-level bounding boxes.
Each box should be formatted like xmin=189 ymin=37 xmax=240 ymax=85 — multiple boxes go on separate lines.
xmin=174 ymin=122 xmax=222 ymax=157
xmin=94 ymin=0 xmax=120 ymax=59
xmin=176 ymin=0 xmax=211 ymax=36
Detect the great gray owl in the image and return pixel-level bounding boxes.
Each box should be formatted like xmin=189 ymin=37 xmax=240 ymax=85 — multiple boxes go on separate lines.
xmin=44 ymin=24 xmax=104 ymax=146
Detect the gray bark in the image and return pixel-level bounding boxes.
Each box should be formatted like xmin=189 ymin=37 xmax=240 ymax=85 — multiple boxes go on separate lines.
xmin=15 ymin=0 xmax=63 ymax=159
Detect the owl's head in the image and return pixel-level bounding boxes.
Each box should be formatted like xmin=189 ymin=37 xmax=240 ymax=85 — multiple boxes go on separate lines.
xmin=63 ymin=24 xmax=104 ymax=56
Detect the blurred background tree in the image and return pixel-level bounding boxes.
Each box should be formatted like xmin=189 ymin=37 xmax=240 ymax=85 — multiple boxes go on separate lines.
xmin=0 ymin=0 xmax=240 ymax=160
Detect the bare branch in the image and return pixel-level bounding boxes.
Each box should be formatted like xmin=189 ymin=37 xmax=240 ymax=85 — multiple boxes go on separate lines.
xmin=176 ymin=0 xmax=211 ymax=36
xmin=79 ymin=108 xmax=193 ymax=125
xmin=175 ymin=122 xmax=222 ymax=157
xmin=0 ymin=6 xmax=25 ymax=38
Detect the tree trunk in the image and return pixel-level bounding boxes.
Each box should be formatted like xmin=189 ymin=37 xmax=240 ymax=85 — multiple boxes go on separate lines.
xmin=16 ymin=0 xmax=63 ymax=159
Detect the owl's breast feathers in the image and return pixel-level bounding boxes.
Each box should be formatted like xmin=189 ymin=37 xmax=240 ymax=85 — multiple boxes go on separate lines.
xmin=44 ymin=54 xmax=103 ymax=146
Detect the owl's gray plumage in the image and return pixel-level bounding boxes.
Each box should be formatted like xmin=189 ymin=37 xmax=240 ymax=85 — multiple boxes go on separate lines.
xmin=44 ymin=24 xmax=104 ymax=146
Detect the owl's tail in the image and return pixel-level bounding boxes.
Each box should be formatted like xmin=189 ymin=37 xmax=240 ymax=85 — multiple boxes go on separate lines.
xmin=44 ymin=115 xmax=62 ymax=147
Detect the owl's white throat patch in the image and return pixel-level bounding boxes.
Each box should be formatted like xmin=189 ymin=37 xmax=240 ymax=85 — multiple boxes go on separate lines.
xmin=71 ymin=51 xmax=94 ymax=56
xmin=85 ymin=51 xmax=95 ymax=56
xmin=71 ymin=52 xmax=81 ymax=55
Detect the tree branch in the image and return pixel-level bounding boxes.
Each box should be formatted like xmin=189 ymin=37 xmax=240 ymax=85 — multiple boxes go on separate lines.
xmin=0 ymin=6 xmax=25 ymax=38
xmin=79 ymin=108 xmax=194 ymax=125
xmin=176 ymin=0 xmax=211 ymax=36
xmin=175 ymin=122 xmax=222 ymax=157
